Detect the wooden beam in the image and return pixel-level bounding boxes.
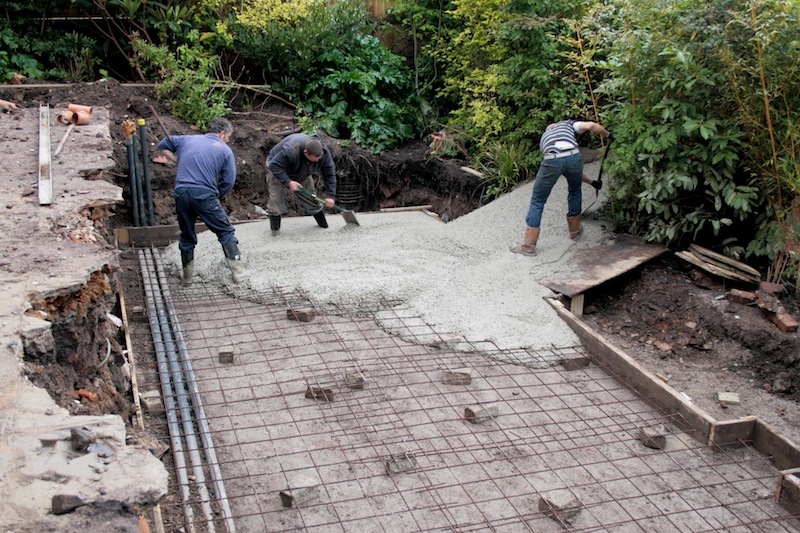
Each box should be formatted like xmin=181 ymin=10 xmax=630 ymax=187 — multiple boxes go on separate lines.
xmin=547 ymin=297 xmax=715 ymax=440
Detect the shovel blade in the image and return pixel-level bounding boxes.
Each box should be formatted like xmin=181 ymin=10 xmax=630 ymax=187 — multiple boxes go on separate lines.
xmin=341 ymin=209 xmax=360 ymax=226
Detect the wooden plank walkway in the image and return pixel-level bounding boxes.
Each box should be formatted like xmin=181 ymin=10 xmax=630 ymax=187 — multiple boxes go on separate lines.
xmin=541 ymin=234 xmax=668 ymax=317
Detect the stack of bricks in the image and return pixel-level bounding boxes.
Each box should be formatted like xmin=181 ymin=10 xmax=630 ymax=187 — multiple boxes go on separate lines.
xmin=726 ymin=283 xmax=798 ymax=333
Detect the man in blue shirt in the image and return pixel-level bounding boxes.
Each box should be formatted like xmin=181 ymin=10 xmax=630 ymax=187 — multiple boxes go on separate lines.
xmin=265 ymin=133 xmax=337 ymax=235
xmin=158 ymin=117 xmax=246 ymax=284
xmin=511 ymin=119 xmax=610 ymax=256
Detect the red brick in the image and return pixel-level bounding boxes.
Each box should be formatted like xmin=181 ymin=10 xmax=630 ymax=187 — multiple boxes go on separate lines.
xmin=726 ymin=289 xmax=756 ymax=305
xmin=769 ymin=310 xmax=798 ymax=333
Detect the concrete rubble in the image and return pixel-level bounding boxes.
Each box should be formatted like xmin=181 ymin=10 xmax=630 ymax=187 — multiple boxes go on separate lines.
xmin=0 ymin=107 xmax=168 ymax=530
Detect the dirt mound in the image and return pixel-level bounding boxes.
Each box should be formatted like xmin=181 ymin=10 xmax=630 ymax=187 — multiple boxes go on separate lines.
xmin=583 ymin=254 xmax=800 ymax=441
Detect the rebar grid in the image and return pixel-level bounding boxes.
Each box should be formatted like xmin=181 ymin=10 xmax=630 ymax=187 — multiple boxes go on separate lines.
xmin=150 ymin=279 xmax=800 ymax=533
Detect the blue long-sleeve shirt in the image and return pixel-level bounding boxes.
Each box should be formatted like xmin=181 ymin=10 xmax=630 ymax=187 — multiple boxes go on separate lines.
xmin=267 ymin=133 xmax=337 ymax=197
xmin=158 ymin=133 xmax=236 ymax=198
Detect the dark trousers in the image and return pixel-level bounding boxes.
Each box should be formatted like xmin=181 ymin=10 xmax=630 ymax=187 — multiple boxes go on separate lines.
xmin=174 ymin=187 xmax=237 ymax=254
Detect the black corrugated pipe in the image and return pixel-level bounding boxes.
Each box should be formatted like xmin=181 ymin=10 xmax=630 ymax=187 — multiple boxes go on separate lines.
xmin=138 ymin=249 xmax=198 ymax=531
xmin=138 ymin=118 xmax=155 ymax=226
xmin=151 ymin=249 xmax=237 ymax=533
xmin=125 ymin=137 xmax=141 ymax=227
xmin=132 ymin=135 xmax=148 ymax=226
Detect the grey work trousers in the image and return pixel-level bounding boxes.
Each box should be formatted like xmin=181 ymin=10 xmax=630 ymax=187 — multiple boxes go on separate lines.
xmin=265 ymin=169 xmax=323 ymax=217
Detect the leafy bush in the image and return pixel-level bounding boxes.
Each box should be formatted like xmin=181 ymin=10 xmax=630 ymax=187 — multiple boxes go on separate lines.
xmin=230 ymin=1 xmax=418 ymax=152
xmin=589 ymin=0 xmax=797 ymax=267
xmin=134 ymin=30 xmax=229 ymax=129
xmin=300 ymin=34 xmax=418 ymax=152
xmin=0 ymin=28 xmax=45 ymax=81
xmin=436 ymin=0 xmax=589 ymax=154
xmin=474 ymin=140 xmax=532 ymax=202
xmin=26 ymin=31 xmax=100 ymax=81
xmin=231 ymin=1 xmax=371 ymax=95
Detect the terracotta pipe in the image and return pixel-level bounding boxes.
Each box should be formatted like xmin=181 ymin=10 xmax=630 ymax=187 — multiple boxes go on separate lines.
xmin=67 ymin=103 xmax=92 ymax=114
xmin=71 ymin=109 xmax=92 ymax=125
xmin=57 ymin=111 xmax=74 ymax=125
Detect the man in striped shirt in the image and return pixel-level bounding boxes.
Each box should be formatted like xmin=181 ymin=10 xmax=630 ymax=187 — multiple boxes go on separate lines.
xmin=511 ymin=119 xmax=610 ymax=256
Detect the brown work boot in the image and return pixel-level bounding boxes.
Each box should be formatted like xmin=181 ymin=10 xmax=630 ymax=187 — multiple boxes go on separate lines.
xmin=510 ymin=226 xmax=540 ymax=256
xmin=567 ymin=215 xmax=582 ymax=240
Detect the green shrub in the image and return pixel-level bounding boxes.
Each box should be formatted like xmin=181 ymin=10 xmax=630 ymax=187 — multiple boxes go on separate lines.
xmin=0 ymin=28 xmax=45 ymax=81
xmin=474 ymin=140 xmax=532 ymax=202
xmin=300 ymin=34 xmax=418 ymax=153
xmin=134 ymin=30 xmax=229 ymax=129
xmin=231 ymin=1 xmax=418 ymax=152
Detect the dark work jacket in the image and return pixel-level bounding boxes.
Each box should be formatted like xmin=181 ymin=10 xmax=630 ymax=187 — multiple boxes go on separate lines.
xmin=266 ymin=133 xmax=337 ymax=197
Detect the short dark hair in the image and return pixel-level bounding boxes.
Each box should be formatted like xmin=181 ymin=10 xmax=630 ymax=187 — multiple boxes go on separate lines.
xmin=305 ymin=138 xmax=324 ymax=157
xmin=208 ymin=117 xmax=233 ymax=135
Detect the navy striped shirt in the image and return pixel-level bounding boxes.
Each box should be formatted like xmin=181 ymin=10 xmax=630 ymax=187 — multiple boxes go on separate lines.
xmin=540 ymin=120 xmax=579 ymax=154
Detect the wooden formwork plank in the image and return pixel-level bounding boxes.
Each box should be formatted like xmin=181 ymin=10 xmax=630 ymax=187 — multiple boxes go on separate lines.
xmin=754 ymin=419 xmax=800 ymax=471
xmin=115 ymin=220 xmax=262 ymax=247
xmin=777 ymin=468 xmax=800 ymax=505
xmin=116 ymin=225 xmax=187 ymax=247
xmin=542 ymin=234 xmax=667 ymax=298
xmin=708 ymin=416 xmax=757 ymax=447
xmin=547 ymin=297 xmax=715 ymax=440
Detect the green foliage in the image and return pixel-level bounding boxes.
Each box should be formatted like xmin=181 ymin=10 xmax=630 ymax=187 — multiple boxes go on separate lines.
xmin=133 ymin=30 xmax=229 ymax=129
xmin=230 ymin=1 xmax=371 ymax=93
xmin=435 ymin=0 xmax=589 ymax=151
xmin=28 ymin=31 xmax=101 ymax=81
xmin=388 ymin=0 xmax=461 ymax=126
xmin=474 ymin=140 xmax=532 ymax=202
xmin=300 ymin=34 xmax=417 ymax=152
xmin=0 ymin=28 xmax=45 ymax=81
xmin=231 ymin=1 xmax=418 ymax=153
xmin=236 ymin=0 xmax=318 ymax=26
xmin=720 ymin=0 xmax=800 ymax=258
xmin=590 ymin=2 xmax=755 ymax=250
xmin=147 ymin=2 xmax=197 ymax=44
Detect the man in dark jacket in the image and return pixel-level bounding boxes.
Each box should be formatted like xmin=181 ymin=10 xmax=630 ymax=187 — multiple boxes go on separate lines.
xmin=265 ymin=133 xmax=337 ymax=235
xmin=158 ymin=117 xmax=245 ymax=284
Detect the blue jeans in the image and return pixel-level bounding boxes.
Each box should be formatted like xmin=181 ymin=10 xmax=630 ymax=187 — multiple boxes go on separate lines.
xmin=525 ymin=153 xmax=583 ymax=228
xmin=174 ymin=187 xmax=238 ymax=254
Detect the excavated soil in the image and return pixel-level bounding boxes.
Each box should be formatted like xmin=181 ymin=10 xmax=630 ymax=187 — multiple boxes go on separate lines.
xmin=582 ymin=254 xmax=800 ymax=443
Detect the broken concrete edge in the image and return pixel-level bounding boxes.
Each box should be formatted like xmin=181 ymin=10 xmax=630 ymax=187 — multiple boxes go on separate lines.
xmin=546 ymin=296 xmax=800 ymax=504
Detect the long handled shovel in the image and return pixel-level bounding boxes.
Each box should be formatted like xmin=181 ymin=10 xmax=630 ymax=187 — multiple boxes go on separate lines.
xmin=582 ymin=134 xmax=613 ymax=216
xmin=593 ymin=133 xmax=613 ymax=197
xmin=296 ymin=187 xmax=360 ymax=226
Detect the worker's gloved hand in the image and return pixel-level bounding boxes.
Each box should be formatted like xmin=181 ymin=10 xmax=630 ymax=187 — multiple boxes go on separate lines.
xmin=591 ymin=180 xmax=603 ymax=191
xmin=605 ymin=131 xmax=614 ymax=142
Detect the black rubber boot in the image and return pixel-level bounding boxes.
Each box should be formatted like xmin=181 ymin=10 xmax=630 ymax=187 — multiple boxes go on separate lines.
xmin=313 ymin=211 xmax=328 ymax=228
xmin=269 ymin=215 xmax=281 ymax=236
xmin=180 ymin=251 xmax=194 ymax=285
